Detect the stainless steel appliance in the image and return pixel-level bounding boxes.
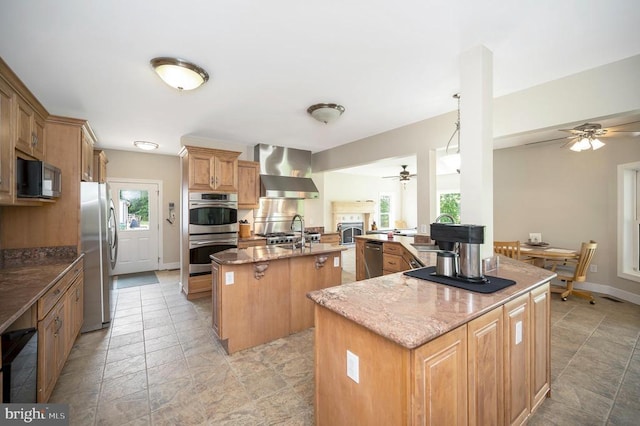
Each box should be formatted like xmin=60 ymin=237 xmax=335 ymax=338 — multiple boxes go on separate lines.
xmin=254 ymin=144 xmax=319 ymax=199
xmin=1 ymin=328 xmax=37 ymax=403
xmin=189 ymin=233 xmax=238 ymax=275
xmin=81 ymin=182 xmax=118 ymax=332
xmin=364 ymin=240 xmax=383 ymax=278
xmin=16 ymin=158 xmax=62 ymax=198
xmin=430 ymin=223 xmax=486 ymax=282
xmin=257 ymin=232 xmax=321 ymax=245
xmin=188 ymin=192 xmax=238 ymax=234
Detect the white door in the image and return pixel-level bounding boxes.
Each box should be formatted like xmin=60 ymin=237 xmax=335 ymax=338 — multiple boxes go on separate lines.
xmin=109 ymin=181 xmax=159 ymax=275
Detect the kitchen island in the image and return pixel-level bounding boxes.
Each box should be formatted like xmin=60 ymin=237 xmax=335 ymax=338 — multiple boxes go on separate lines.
xmin=308 ymin=257 xmax=555 ymax=425
xmin=210 ymin=243 xmax=346 ymax=354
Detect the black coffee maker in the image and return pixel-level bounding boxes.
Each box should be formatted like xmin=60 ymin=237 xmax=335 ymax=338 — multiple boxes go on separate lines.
xmin=430 ymin=223 xmax=486 ymax=283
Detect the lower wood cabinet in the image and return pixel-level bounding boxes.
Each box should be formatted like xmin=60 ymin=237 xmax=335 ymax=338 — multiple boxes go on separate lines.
xmin=37 ymin=259 xmax=84 ymax=402
xmin=314 ymin=282 xmax=550 ymax=426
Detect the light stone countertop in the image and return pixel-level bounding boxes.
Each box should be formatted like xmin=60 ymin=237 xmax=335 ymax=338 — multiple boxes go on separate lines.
xmin=211 ymin=243 xmax=347 ymax=265
xmin=0 ymin=256 xmax=83 ymax=333
xmin=308 ymin=256 xmax=555 ymax=349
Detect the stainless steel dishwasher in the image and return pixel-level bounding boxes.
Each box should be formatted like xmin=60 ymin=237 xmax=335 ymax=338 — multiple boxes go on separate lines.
xmin=364 ymin=240 xmax=383 ymax=278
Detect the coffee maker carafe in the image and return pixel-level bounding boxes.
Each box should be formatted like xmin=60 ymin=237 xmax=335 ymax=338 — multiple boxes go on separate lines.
xmin=430 ymin=223 xmax=486 ymax=283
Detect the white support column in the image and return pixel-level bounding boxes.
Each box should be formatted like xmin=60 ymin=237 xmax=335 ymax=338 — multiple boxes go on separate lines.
xmin=459 ymin=45 xmax=494 ymax=259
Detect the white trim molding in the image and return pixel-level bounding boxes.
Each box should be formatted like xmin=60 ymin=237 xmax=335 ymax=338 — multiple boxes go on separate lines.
xmin=617 ymin=162 xmax=640 ymax=283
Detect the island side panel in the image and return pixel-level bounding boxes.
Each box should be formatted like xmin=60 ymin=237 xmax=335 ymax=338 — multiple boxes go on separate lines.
xmin=314 ymin=305 xmax=411 ymax=426
xmin=290 ymin=252 xmax=342 ymax=333
xmin=219 ymin=260 xmax=290 ymax=354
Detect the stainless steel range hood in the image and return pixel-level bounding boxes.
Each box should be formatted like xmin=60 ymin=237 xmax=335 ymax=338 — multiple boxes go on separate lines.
xmin=254 ymin=144 xmax=319 ymax=199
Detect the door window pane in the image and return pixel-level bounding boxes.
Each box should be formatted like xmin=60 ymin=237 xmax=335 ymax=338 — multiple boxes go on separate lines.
xmin=439 ymin=193 xmax=460 ymax=223
xmin=118 ymin=190 xmax=149 ymax=230
xmin=379 ymin=194 xmax=391 ymax=228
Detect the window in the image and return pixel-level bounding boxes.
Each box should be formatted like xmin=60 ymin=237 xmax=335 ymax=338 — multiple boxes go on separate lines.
xmin=618 ymin=162 xmax=640 ymax=282
xmin=438 ymin=192 xmax=461 ymax=223
xmin=118 ymin=189 xmax=150 ymax=231
xmin=379 ymin=193 xmax=393 ymax=228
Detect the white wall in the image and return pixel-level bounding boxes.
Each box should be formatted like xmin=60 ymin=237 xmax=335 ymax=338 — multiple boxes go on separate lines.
xmin=494 ymin=137 xmax=640 ymax=296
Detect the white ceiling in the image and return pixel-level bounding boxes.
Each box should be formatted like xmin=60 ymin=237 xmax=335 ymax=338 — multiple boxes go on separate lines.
xmin=1 ymin=0 xmax=639 ymax=163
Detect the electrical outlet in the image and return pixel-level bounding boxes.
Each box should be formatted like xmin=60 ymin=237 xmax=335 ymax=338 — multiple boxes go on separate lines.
xmin=346 ymin=350 xmax=359 ymax=383
xmin=334 ymin=256 xmax=340 ymax=267
xmin=225 ymin=271 xmax=234 ymax=285
xmin=590 ymin=264 xmax=597 ymax=273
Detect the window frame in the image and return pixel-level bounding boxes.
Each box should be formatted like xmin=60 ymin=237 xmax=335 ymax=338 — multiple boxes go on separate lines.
xmin=617 ymin=161 xmax=640 ymax=282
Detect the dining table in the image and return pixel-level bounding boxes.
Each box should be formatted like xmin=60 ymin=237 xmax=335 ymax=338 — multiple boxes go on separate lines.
xmin=520 ymin=243 xmax=578 ymax=267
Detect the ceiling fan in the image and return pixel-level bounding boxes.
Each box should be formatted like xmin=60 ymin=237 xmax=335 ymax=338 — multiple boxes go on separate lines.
xmin=383 ymin=165 xmax=417 ymax=181
xmin=526 ymin=120 xmax=640 ymax=151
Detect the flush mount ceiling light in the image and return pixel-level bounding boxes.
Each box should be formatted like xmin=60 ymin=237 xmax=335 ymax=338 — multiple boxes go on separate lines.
xmin=133 ymin=141 xmax=159 ymax=151
xmin=307 ymin=103 xmax=345 ymax=124
xmin=150 ymin=57 xmax=209 ymax=91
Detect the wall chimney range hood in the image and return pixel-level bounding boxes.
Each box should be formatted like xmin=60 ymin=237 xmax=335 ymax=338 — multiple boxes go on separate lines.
xmin=254 ymin=144 xmax=319 ymax=199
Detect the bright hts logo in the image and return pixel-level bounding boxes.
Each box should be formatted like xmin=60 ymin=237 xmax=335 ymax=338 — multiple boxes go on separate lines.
xmin=4 ymin=407 xmax=47 ymax=423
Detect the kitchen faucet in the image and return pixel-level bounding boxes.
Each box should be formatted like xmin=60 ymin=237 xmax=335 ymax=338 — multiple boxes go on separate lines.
xmin=291 ymin=214 xmax=305 ymax=247
xmin=435 ymin=214 xmax=456 ymax=224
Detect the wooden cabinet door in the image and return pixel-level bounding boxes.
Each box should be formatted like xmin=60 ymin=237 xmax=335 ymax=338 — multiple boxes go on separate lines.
xmin=81 ymin=130 xmax=94 ymax=181
xmin=238 ymin=160 xmax=260 ymax=208
xmin=211 ymin=151 xmax=239 ymax=192
xmin=37 ymin=301 xmax=65 ymax=402
xmin=188 ymin=151 xmax=214 ymax=190
xmin=0 ymin=79 xmax=13 ymax=203
xmin=530 ymin=283 xmax=550 ymax=412
xmin=68 ymin=273 xmax=84 ymax=344
xmin=504 ymin=293 xmax=530 ymax=426
xmin=468 ymin=306 xmax=504 ymax=426
xmin=33 ymin=113 xmax=45 ymax=160
xmin=93 ymin=150 xmax=108 ymax=183
xmin=413 ymin=325 xmax=468 ymax=426
xmin=15 ymin=96 xmax=34 ymax=155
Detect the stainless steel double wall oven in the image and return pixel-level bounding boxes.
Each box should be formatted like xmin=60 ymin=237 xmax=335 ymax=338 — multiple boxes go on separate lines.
xmin=188 ymin=192 xmax=238 ymax=275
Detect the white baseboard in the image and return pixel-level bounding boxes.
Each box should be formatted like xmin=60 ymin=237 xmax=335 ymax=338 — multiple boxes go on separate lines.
xmin=160 ymin=262 xmax=180 ymax=271
xmin=573 ymin=281 xmax=640 ymax=306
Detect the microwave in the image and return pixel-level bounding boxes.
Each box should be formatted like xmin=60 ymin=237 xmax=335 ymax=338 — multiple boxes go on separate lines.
xmin=16 ymin=158 xmax=62 ymax=198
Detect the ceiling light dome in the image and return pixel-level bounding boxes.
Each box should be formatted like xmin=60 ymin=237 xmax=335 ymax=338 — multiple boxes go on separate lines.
xmin=150 ymin=57 xmax=209 ymax=91
xmin=134 ymin=141 xmax=159 ymax=151
xmin=307 ymin=103 xmax=345 ymax=124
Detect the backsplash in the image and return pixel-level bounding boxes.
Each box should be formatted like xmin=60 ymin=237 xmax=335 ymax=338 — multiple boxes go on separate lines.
xmin=1 ymin=246 xmax=78 ymax=268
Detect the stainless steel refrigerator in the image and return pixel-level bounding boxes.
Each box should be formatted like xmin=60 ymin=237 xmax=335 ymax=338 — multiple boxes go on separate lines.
xmin=80 ymin=182 xmax=118 ymax=332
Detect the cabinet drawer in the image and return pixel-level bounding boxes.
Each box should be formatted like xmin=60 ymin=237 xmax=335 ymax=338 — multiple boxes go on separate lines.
xmin=383 ymin=254 xmax=406 ymax=273
xmin=189 ymin=274 xmax=212 ymax=293
xmin=383 ymin=243 xmax=403 ymax=255
xmin=38 ymin=259 xmax=83 ymax=320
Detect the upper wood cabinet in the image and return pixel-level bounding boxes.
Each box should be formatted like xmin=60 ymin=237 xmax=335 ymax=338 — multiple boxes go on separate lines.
xmin=0 ymin=78 xmax=14 ymax=204
xmin=93 ymin=149 xmax=108 ymax=183
xmin=15 ymin=96 xmax=45 ymax=160
xmin=80 ymin=127 xmax=95 ymax=181
xmin=238 ymin=160 xmax=260 ymax=209
xmin=182 ymin=146 xmax=240 ymax=193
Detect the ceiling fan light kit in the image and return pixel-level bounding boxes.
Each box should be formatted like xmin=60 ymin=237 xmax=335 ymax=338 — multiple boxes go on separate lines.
xmin=564 ymin=123 xmax=607 ymax=152
xmin=307 ymin=103 xmax=345 ymax=124
xmin=150 ymin=57 xmax=209 ymax=91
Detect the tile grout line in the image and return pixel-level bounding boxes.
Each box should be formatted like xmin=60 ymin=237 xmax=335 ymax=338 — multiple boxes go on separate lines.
xmin=604 ymin=327 xmax=640 ymax=423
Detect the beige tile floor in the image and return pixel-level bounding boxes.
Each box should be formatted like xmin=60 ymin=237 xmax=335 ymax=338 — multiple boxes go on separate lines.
xmin=51 ymin=248 xmax=640 ymax=425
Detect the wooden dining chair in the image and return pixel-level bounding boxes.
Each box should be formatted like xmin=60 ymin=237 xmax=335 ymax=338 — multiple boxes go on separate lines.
xmin=493 ymin=241 xmax=534 ymax=264
xmin=547 ymin=240 xmax=597 ymax=304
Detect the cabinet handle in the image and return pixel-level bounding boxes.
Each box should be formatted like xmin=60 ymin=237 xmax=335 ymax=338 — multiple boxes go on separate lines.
xmin=53 ymin=289 xmax=61 ymax=296
xmin=32 ymin=132 xmax=38 ymax=147
xmin=76 ymin=288 xmax=81 ymax=301
xmin=54 ymin=316 xmax=63 ymax=333
xmin=210 ymin=176 xmax=215 ymax=185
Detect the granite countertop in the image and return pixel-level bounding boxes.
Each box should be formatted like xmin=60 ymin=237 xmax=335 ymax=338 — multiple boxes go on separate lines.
xmin=308 ymin=256 xmax=555 ymax=350
xmin=355 ymin=234 xmax=438 ymax=267
xmin=211 ymin=243 xmax=347 ymax=265
xmin=0 ymin=255 xmax=83 ymax=333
